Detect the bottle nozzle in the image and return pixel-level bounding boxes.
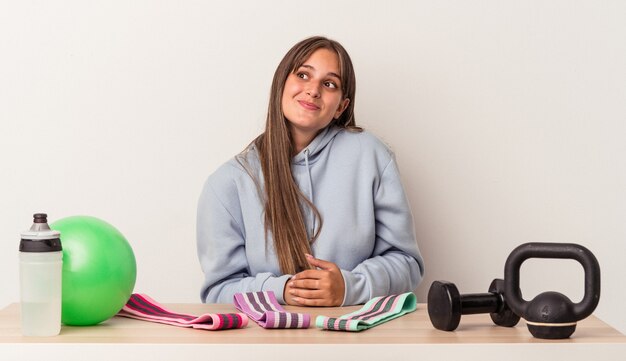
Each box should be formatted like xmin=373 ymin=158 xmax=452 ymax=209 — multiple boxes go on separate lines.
xmin=30 ymin=213 xmax=51 ymax=232
xmin=34 ymin=213 xmax=48 ymax=223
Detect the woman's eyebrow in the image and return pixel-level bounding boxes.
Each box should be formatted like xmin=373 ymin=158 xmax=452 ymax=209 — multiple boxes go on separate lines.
xmin=300 ymin=64 xmax=341 ymax=80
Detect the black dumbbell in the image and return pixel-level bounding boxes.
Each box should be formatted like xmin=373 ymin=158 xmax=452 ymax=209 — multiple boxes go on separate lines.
xmin=427 ymin=279 xmax=520 ymax=331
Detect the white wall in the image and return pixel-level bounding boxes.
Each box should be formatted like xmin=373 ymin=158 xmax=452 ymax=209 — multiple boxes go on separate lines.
xmin=1 ymin=1 xmax=624 ymax=333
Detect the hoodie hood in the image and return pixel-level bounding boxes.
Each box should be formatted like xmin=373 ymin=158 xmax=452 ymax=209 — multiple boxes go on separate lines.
xmin=292 ymin=126 xmax=343 ymax=166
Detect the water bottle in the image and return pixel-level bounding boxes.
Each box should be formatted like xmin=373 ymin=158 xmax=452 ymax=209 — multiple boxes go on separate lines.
xmin=19 ymin=213 xmax=63 ymax=336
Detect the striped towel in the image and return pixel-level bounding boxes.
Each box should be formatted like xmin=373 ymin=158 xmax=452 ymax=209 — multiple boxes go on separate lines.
xmin=117 ymin=293 xmax=248 ymax=330
xmin=233 ymin=291 xmax=310 ymax=329
xmin=315 ymin=292 xmax=417 ymax=331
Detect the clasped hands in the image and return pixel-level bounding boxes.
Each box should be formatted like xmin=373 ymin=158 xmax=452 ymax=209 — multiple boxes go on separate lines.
xmin=283 ymin=253 xmax=345 ymax=306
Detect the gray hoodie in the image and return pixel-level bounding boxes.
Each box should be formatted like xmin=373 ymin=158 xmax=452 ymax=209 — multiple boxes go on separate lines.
xmin=197 ymin=126 xmax=424 ymax=305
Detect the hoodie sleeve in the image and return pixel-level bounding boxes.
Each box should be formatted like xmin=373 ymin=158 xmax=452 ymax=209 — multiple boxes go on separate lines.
xmin=339 ymin=156 xmax=425 ymax=306
xmin=196 ymin=175 xmax=292 ymax=304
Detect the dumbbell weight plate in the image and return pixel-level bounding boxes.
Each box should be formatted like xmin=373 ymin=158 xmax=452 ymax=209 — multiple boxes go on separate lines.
xmin=488 ymin=279 xmax=521 ymax=327
xmin=427 ymin=281 xmax=462 ymax=331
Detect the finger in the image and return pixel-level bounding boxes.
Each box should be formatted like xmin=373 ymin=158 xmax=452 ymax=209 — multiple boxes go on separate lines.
xmin=294 ymin=269 xmax=326 ymax=280
xmin=305 ymin=254 xmax=337 ymax=270
xmin=291 ymin=297 xmax=329 ymax=307
xmin=286 ymin=295 xmax=304 ymax=306
xmin=289 ymin=279 xmax=320 ymax=290
xmin=288 ymin=288 xmax=325 ymax=299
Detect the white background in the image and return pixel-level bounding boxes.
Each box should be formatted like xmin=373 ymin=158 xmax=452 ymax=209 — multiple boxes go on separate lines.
xmin=1 ymin=1 xmax=624 ymax=333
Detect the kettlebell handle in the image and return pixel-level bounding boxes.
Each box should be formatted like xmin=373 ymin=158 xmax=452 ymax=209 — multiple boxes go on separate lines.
xmin=504 ymin=242 xmax=601 ymax=320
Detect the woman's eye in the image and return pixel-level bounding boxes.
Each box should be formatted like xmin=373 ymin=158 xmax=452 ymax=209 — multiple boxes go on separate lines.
xmin=324 ymin=81 xmax=338 ymax=89
xmin=297 ymin=72 xmax=308 ymax=80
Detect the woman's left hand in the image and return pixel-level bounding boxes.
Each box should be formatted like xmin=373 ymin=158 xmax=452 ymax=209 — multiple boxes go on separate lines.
xmin=286 ymin=254 xmax=345 ymax=306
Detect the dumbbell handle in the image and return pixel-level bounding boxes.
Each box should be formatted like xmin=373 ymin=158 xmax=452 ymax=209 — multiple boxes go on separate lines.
xmin=460 ymin=293 xmax=500 ymax=315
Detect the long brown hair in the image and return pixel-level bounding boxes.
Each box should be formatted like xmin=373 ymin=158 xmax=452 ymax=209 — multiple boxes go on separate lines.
xmin=253 ymin=36 xmax=358 ymax=274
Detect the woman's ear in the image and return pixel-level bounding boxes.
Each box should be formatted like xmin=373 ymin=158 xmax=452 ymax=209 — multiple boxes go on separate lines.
xmin=334 ymin=98 xmax=350 ymax=119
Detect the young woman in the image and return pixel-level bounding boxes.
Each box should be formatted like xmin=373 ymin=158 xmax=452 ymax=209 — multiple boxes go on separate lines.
xmin=197 ymin=36 xmax=424 ymax=306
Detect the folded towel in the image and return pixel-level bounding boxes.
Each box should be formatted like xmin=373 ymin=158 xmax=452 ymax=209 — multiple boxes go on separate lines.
xmin=117 ymin=293 xmax=248 ymax=330
xmin=316 ymin=292 xmax=417 ymax=331
xmin=233 ymin=291 xmax=310 ymax=329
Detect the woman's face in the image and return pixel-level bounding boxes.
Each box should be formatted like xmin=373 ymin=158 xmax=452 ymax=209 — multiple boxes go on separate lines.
xmin=281 ymin=48 xmax=349 ymax=149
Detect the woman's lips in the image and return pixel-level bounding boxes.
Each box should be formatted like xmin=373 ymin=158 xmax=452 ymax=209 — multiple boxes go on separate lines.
xmin=298 ymin=100 xmax=320 ymax=110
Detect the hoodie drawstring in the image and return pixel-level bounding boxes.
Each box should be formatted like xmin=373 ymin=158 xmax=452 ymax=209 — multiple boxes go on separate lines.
xmin=304 ymin=148 xmax=315 ymax=238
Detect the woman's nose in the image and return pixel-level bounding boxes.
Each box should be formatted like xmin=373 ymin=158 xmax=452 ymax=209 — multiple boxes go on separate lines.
xmin=306 ymin=82 xmax=321 ymax=98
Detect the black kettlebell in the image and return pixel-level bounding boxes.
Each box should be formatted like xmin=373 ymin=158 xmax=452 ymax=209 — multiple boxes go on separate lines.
xmin=504 ymin=242 xmax=601 ymax=339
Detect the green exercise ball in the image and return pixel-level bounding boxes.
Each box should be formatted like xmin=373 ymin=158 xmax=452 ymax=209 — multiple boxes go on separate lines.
xmin=50 ymin=216 xmax=136 ymax=326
